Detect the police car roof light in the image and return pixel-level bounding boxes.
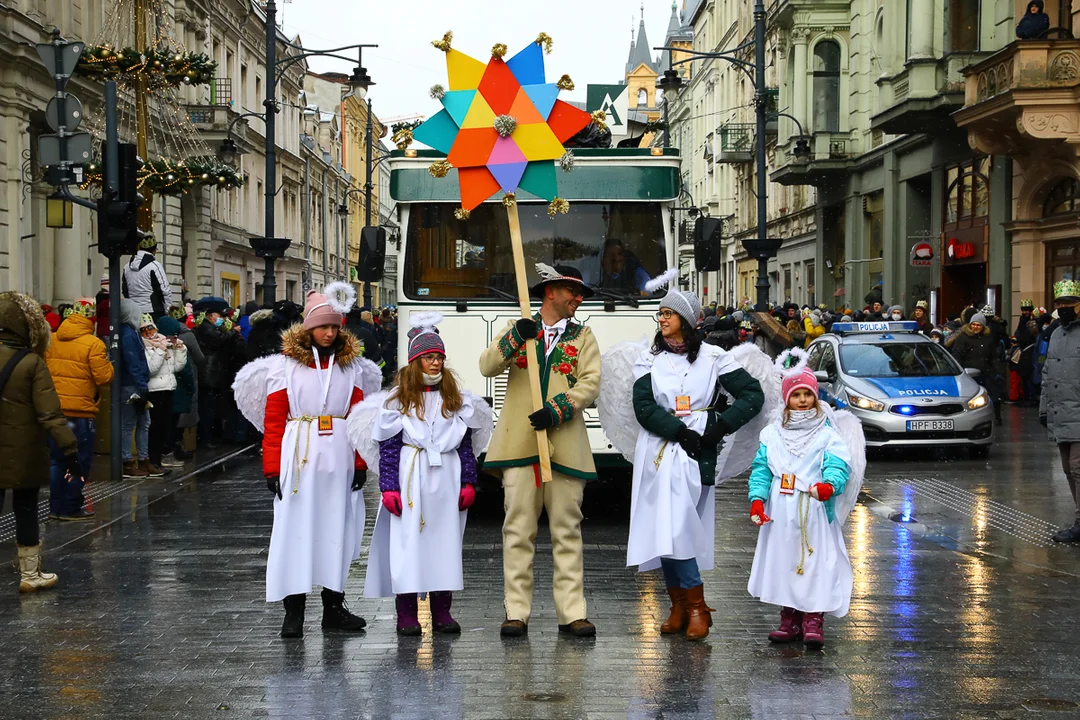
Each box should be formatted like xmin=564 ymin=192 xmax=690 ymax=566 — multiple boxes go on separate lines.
xmin=831 ymin=321 xmax=920 ymax=335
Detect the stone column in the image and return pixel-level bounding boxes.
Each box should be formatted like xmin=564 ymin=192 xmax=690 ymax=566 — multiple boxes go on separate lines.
xmin=907 ymin=0 xmax=934 ymax=60
xmin=792 ymin=30 xmax=809 ymax=134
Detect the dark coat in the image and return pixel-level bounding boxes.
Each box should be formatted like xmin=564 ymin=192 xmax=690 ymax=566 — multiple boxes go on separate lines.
xmin=0 ymin=292 xmax=78 ymax=489
xmin=1040 ymin=318 xmax=1080 ymax=442
xmin=245 ymin=309 xmax=288 ymax=361
xmin=195 ymin=319 xmax=244 ymax=390
xmin=1016 ymin=0 xmax=1050 ymax=39
xmin=951 ymin=324 xmax=1001 ymax=376
xmin=119 ymin=299 xmax=149 ymax=395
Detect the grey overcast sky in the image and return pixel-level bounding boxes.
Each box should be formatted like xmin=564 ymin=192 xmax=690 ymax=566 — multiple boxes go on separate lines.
xmin=280 ymin=0 xmax=680 ymax=122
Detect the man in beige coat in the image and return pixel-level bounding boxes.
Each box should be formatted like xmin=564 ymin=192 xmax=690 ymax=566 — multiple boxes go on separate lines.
xmin=480 ymin=266 xmax=601 ymax=637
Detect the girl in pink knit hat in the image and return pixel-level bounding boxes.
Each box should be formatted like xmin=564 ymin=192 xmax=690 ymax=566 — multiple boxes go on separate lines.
xmin=232 ymin=282 xmax=383 ymax=639
xmin=745 ymin=348 xmax=860 ymax=649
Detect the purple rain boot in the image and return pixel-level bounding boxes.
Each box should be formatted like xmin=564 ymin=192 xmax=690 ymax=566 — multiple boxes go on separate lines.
xmin=396 ymin=593 xmax=422 ymax=636
xmin=430 ymin=591 xmax=461 ymax=634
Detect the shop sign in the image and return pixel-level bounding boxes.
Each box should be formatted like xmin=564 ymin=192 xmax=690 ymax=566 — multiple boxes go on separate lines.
xmin=947 ymin=238 xmax=978 ymax=260
xmin=910 ymin=242 xmax=934 ymax=267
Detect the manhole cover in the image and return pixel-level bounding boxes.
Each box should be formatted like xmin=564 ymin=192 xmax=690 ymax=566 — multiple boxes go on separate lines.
xmin=522 ymin=692 xmax=567 ymax=703
xmin=1023 ymin=698 xmax=1080 ymax=711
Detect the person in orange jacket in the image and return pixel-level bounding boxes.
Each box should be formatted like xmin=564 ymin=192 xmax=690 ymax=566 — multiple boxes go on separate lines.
xmin=44 ymin=298 xmax=113 ymax=520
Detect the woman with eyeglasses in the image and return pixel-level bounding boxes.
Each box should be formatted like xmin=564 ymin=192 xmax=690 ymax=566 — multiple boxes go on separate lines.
xmin=626 ymin=270 xmax=765 ymax=640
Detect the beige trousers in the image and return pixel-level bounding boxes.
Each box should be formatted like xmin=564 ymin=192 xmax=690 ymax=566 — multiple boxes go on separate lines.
xmin=501 ymin=465 xmax=586 ymax=625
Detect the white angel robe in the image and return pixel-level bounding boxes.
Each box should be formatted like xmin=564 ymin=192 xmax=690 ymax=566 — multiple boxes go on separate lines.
xmin=363 ymin=392 xmax=490 ymax=597
xmin=747 ymin=422 xmax=854 ymax=617
xmin=264 ymin=357 xmax=367 ymax=602
xmin=626 ymin=344 xmax=741 ymax=573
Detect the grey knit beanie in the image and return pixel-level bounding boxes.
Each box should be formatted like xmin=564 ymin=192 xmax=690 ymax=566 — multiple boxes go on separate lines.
xmin=970 ymin=313 xmax=987 ymax=326
xmin=660 ymin=289 xmax=702 ymax=325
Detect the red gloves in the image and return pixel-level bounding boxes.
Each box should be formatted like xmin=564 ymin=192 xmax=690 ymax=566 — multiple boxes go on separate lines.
xmin=381 ymin=490 xmax=402 ymax=517
xmin=810 ymin=483 xmax=834 ymax=502
xmin=750 ymin=499 xmax=771 ymax=525
xmin=459 ymin=484 xmax=476 ymax=511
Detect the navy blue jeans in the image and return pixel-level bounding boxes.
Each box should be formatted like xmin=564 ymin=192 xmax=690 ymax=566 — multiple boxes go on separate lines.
xmin=660 ymin=557 xmax=702 ymax=589
xmin=48 ymin=417 xmax=95 ymax=516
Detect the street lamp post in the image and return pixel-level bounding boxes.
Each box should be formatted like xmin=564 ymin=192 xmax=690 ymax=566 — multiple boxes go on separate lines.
xmin=363 ymin=98 xmax=374 ymax=310
xmin=656 ymin=0 xmax=800 ymax=312
xmin=239 ymin=0 xmax=376 ymax=306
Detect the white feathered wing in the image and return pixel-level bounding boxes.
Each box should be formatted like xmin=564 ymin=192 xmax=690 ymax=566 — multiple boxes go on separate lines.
xmin=827 ymin=407 xmax=866 ymax=522
xmin=597 ymin=338 xmax=651 ymax=463
xmin=231 ymin=355 xmax=285 ymax=433
xmin=714 ymin=343 xmax=783 ymax=482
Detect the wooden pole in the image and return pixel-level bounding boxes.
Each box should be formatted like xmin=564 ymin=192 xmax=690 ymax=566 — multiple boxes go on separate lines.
xmin=506 ymin=202 xmax=553 ymax=483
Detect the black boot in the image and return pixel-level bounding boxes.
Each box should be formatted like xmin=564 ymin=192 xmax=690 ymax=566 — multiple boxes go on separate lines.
xmin=1052 ymin=521 xmax=1080 ymax=543
xmin=281 ymin=594 xmax=306 ymax=639
xmin=320 ymin=588 xmax=367 ymax=631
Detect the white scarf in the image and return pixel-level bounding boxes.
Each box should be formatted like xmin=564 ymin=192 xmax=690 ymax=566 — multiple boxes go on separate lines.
xmin=777 ymin=408 xmax=827 ymax=457
xmin=421 ymin=372 xmax=443 ymax=386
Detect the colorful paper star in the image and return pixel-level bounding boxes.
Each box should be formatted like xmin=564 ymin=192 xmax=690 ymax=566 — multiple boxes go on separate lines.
xmin=413 ymin=37 xmax=593 ymax=212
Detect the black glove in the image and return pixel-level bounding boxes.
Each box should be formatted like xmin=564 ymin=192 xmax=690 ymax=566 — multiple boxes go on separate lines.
xmin=1040 ymin=415 xmax=1048 ymax=428
xmin=63 ymin=453 xmax=83 ymax=482
xmin=266 ymin=475 xmax=283 ymax=500
xmin=701 ymin=419 xmax=731 ymax=448
xmin=352 ymin=468 xmax=367 ymax=491
xmin=675 ymin=427 xmax=702 ymax=460
xmin=529 ymin=407 xmax=555 ymax=431
xmin=515 ymin=318 xmax=538 ymax=341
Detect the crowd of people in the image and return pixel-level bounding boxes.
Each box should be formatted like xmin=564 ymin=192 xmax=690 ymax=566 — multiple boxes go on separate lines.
xmin=696 ymin=295 xmax=1064 ymax=425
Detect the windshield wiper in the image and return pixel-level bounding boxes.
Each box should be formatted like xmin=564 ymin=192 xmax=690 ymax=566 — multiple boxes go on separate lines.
xmin=419 ymin=282 xmax=519 ymax=302
xmin=588 ymin=287 xmax=640 ymax=308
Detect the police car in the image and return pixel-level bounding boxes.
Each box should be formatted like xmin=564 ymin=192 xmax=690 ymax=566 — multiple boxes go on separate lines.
xmin=807 ymin=321 xmax=994 ymax=457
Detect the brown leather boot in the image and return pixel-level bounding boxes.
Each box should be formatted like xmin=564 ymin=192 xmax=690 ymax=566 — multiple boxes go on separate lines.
xmin=684 ymin=584 xmax=711 ymax=641
xmin=660 ymin=587 xmax=688 ymax=634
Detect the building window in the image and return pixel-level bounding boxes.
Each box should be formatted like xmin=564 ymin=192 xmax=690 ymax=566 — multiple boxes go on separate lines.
xmin=1043 ymin=177 xmax=1080 ymax=217
xmin=948 ymin=0 xmax=980 ymax=52
xmin=220 ymin=274 xmax=240 ymax=308
xmin=637 ymin=88 xmax=648 ymax=107
xmin=806 ymin=261 xmax=816 ymax=307
xmin=944 ymin=157 xmax=990 ymax=231
xmin=1048 ymin=242 xmax=1080 ymax=301
xmin=812 ymin=41 xmax=841 ymax=133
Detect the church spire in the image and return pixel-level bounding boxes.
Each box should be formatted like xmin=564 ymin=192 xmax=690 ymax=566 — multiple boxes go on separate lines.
xmin=627 ymin=4 xmax=658 ymax=73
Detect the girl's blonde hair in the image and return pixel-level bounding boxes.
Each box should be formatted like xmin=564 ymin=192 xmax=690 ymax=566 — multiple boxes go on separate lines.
xmin=389 ymin=358 xmax=463 ymax=420
xmin=782 ymin=392 xmax=821 ymax=426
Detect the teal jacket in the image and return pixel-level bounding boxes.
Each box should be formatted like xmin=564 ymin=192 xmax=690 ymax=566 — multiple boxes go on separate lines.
xmin=633 ymin=363 xmax=764 ymax=485
xmin=747 ymin=425 xmax=850 ymax=523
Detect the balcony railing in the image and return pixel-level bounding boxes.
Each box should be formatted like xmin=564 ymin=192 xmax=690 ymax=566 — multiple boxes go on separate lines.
xmin=956 ymin=39 xmax=1080 ymax=152
xmin=717 ymin=123 xmax=754 ymax=162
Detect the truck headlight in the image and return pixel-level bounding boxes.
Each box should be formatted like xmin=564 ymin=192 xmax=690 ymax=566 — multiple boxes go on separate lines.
xmin=847 ymin=393 xmax=885 ymax=412
xmin=967 ymin=389 xmax=989 ymax=410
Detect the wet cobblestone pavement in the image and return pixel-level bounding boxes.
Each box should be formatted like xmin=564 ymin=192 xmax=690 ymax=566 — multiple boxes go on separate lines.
xmin=1 ymin=405 xmax=1079 ymax=719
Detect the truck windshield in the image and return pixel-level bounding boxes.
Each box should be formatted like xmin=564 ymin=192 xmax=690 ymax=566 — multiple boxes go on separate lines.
xmin=403 ymin=202 xmax=667 ymax=301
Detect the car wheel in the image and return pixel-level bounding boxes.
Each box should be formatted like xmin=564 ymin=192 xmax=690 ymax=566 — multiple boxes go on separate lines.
xmin=968 ymin=445 xmax=990 ymax=460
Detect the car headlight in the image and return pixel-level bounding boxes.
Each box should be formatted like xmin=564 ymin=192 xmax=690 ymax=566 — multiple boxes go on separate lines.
xmin=847 ymin=393 xmax=885 ymax=412
xmin=967 ymin=389 xmax=989 ymax=410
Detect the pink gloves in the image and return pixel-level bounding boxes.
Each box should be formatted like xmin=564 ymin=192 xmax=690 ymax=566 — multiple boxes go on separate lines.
xmin=459 ymin=484 xmax=476 ymax=511
xmin=381 ymin=490 xmax=402 ymax=517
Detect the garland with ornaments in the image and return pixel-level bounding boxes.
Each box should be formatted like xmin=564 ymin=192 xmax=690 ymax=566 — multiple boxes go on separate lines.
xmin=82 ymin=156 xmax=245 ymax=196
xmin=77 ymin=45 xmax=217 ymax=89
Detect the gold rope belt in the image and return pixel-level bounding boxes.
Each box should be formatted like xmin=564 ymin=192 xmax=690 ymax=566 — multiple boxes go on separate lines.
xmin=403 ymin=443 xmax=426 ymax=532
xmin=654 ymin=406 xmax=716 ymax=469
xmin=288 ymin=414 xmax=346 ymax=494
xmin=796 ymin=491 xmax=815 ymax=575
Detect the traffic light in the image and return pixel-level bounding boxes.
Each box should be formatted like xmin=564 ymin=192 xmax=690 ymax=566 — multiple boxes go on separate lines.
xmin=97 ymin=194 xmax=139 ymax=257
xmin=693 ymin=217 xmax=722 ymax=272
xmin=117 ymin=143 xmax=144 ymax=206
xmin=96 ymin=143 xmax=146 ymax=257
xmin=357 ymin=226 xmax=386 ymax=282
